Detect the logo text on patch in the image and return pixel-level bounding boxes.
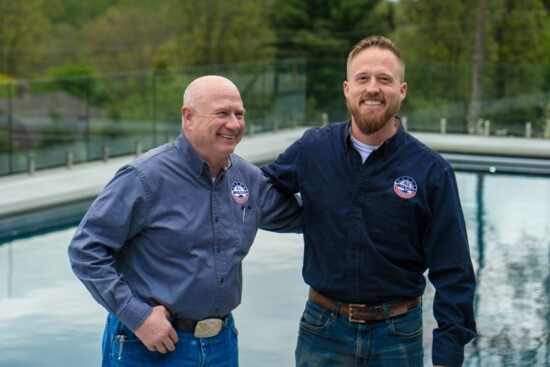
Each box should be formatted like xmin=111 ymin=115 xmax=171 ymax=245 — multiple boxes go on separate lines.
xmin=393 ymin=176 xmax=417 ymax=199
xmin=231 ymin=182 xmax=249 ymax=204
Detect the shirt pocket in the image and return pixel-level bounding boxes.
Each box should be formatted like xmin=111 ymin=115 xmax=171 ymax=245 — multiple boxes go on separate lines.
xmin=230 ymin=207 xmax=259 ymax=256
xmin=364 ymin=196 xmax=420 ymax=247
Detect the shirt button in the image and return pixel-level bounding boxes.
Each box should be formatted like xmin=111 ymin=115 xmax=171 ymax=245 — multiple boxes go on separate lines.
xmin=216 ymin=247 xmax=221 ymax=253
xmin=215 ymin=217 xmax=219 ymax=223
xmin=220 ymin=277 xmax=224 ymax=284
xmin=351 ymin=223 xmax=358 ymax=230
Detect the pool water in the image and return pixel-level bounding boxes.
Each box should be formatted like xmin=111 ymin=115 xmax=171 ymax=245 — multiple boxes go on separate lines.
xmin=0 ymin=171 xmax=549 ymax=366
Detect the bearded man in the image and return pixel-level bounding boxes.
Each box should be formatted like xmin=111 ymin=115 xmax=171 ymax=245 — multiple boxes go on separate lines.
xmin=262 ymin=36 xmax=477 ymax=367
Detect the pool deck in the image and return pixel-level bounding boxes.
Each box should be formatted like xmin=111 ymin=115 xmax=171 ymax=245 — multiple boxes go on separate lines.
xmin=1 ymin=127 xmax=550 ymax=242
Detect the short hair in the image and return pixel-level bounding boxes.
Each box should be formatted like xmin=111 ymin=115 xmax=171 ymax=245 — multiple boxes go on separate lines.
xmin=347 ymin=36 xmax=405 ymax=81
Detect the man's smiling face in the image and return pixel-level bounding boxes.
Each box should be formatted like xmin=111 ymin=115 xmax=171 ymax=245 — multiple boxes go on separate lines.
xmin=183 ymin=78 xmax=245 ymax=170
xmin=344 ymin=47 xmax=407 ymax=136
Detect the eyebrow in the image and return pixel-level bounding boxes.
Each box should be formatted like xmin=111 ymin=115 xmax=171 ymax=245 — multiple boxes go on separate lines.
xmin=212 ymin=107 xmax=246 ymax=114
xmin=354 ymin=72 xmax=394 ymax=80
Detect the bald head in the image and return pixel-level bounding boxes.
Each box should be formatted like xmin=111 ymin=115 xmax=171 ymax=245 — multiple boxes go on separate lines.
xmin=183 ymin=75 xmax=241 ymax=110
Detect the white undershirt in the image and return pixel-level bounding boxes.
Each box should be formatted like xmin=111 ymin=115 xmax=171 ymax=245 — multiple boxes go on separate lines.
xmin=350 ymin=134 xmax=378 ymax=163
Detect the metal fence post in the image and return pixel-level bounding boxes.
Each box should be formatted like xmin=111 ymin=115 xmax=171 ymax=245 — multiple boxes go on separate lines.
xmin=484 ymin=120 xmax=490 ymax=136
xmin=135 ymin=139 xmax=142 ymax=156
xmin=525 ymin=122 xmax=532 ymax=139
xmin=66 ymin=150 xmax=73 ymax=169
xmin=321 ymin=112 xmax=329 ymax=127
xmin=7 ymin=82 xmax=13 ymax=174
xmin=27 ymin=153 xmax=35 ymax=175
xmin=440 ymin=118 xmax=447 ymax=134
xmin=102 ymin=143 xmax=109 ymax=162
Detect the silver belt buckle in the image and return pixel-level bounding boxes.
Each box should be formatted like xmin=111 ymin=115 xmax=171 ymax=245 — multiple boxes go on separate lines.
xmin=194 ymin=318 xmax=224 ymax=338
xmin=348 ymin=304 xmax=367 ymax=324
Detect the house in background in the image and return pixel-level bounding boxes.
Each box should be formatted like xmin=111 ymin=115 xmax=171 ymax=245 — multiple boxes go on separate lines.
xmin=0 ymin=82 xmax=101 ymax=150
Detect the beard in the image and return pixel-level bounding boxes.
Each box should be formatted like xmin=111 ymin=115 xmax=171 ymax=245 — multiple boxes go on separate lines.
xmin=346 ymin=96 xmax=400 ymax=135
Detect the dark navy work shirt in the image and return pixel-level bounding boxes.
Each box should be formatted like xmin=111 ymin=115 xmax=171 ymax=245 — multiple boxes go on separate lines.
xmin=69 ymin=132 xmax=302 ymax=332
xmin=263 ymin=120 xmax=476 ymax=367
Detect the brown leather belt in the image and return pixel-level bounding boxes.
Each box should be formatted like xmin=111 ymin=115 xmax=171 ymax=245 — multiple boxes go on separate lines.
xmin=309 ymin=288 xmax=421 ymax=323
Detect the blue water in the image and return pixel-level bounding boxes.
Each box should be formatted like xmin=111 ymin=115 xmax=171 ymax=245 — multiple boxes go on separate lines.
xmin=0 ymin=171 xmax=549 ymax=366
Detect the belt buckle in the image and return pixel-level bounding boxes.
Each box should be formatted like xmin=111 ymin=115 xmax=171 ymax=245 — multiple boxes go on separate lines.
xmin=194 ymin=318 xmax=224 ymax=338
xmin=348 ymin=303 xmax=367 ymax=324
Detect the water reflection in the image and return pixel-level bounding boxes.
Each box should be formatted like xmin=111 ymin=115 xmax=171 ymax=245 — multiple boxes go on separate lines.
xmin=0 ymin=230 xmax=106 ymax=367
xmin=0 ymin=172 xmax=549 ymax=366
xmin=460 ymin=172 xmax=550 ymax=367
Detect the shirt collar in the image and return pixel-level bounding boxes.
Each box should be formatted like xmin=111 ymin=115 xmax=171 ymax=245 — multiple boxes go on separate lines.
xmin=344 ymin=116 xmax=405 ymax=158
xmin=176 ymin=132 xmax=232 ymax=177
xmin=222 ymin=156 xmax=232 ymax=171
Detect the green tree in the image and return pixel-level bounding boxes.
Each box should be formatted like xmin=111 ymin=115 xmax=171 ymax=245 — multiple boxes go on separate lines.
xmin=484 ymin=0 xmax=550 ymax=132
xmin=47 ymin=63 xmax=110 ymax=106
xmin=0 ymin=0 xmax=58 ymax=77
xmin=393 ymin=0 xmax=478 ymax=131
xmin=79 ymin=3 xmax=172 ymax=73
xmin=269 ymin=0 xmax=393 ymax=123
xmin=393 ymin=0 xmax=550 ymax=134
xmin=153 ymin=0 xmax=276 ymax=70
xmin=49 ymin=0 xmax=115 ymax=25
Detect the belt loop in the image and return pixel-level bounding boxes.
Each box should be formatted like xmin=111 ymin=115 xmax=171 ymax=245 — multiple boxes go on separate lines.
xmin=331 ymin=302 xmax=341 ymax=321
xmin=383 ymin=302 xmax=390 ymax=323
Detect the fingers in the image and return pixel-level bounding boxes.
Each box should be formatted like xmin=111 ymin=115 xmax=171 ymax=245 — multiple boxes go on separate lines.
xmin=154 ymin=343 xmax=168 ymax=354
xmin=153 ymin=325 xmax=179 ymax=354
xmin=153 ymin=331 xmax=178 ymax=354
xmin=169 ymin=327 xmax=179 ymax=345
xmin=135 ymin=306 xmax=178 ymax=354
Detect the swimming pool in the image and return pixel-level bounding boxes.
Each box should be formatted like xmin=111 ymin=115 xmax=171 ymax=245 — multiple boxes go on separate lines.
xmin=0 ymin=171 xmax=549 ymax=366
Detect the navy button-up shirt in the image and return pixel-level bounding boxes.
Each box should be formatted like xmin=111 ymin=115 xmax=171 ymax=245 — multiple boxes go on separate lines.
xmin=263 ymin=121 xmax=476 ymax=367
xmin=69 ymin=132 xmax=302 ymax=332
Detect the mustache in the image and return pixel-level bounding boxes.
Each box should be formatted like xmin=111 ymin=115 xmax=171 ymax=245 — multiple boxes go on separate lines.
xmin=360 ymin=92 xmax=384 ymax=103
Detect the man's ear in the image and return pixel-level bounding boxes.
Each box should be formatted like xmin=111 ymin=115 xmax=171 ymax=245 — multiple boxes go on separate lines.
xmin=181 ymin=106 xmax=193 ymax=129
xmin=400 ymin=82 xmax=407 ymax=102
xmin=343 ymin=80 xmax=349 ymax=97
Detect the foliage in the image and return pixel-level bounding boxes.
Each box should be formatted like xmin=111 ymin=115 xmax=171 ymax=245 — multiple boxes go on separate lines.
xmin=153 ymin=0 xmax=277 ymax=70
xmin=0 ymin=74 xmax=15 ymax=97
xmin=46 ymin=63 xmax=110 ymax=107
xmin=270 ymin=0 xmax=395 ymax=123
xmin=0 ymin=0 xmax=549 ymax=134
xmin=0 ymin=0 xmax=56 ymax=77
xmin=50 ymin=0 xmax=122 ymax=25
xmin=393 ymin=0 xmax=550 ymax=134
xmin=78 ymin=4 xmax=172 ymax=73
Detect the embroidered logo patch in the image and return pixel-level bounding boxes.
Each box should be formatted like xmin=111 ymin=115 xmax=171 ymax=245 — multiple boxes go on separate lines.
xmin=393 ymin=176 xmax=417 ymax=199
xmin=231 ymin=182 xmax=249 ymax=204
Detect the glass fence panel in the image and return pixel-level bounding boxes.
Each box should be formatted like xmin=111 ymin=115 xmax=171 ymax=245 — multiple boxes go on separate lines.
xmin=0 ymin=58 xmax=549 ymax=176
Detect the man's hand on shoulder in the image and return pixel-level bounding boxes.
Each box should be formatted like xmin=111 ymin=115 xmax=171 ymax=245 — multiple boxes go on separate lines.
xmin=135 ymin=305 xmax=178 ymax=353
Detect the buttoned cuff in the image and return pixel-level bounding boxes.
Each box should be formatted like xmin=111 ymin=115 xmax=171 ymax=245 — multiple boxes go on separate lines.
xmin=116 ymin=296 xmax=153 ymax=332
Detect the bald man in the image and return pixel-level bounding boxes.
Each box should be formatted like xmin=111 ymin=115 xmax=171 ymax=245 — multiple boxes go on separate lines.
xmin=69 ymin=75 xmax=302 ymax=366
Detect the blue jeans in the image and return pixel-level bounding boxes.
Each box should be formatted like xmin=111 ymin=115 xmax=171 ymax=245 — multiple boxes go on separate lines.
xmin=295 ymin=300 xmax=423 ymax=367
xmin=102 ymin=313 xmax=238 ymax=367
